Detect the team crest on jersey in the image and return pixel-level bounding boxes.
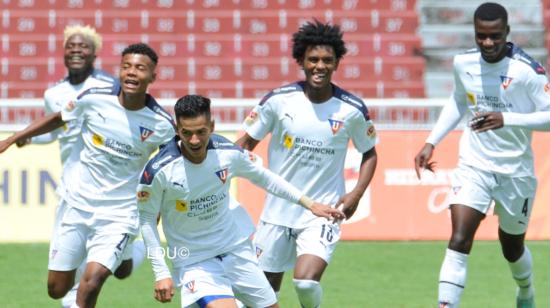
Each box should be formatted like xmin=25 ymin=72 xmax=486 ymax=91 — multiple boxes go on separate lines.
xmin=452 ymin=186 xmax=462 ymax=194
xmin=64 ymin=100 xmax=75 ymax=112
xmin=139 ymin=126 xmax=155 ymax=142
xmin=215 ymin=168 xmax=229 ymax=184
xmin=244 ymin=110 xmax=258 ymax=125
xmin=328 ymin=119 xmax=343 ymax=135
xmin=92 ymin=133 xmax=104 ymax=146
xmin=184 ymin=280 xmax=196 ymax=293
xmin=500 ymin=75 xmax=513 ymax=89
xmin=466 ymin=92 xmax=476 ymax=106
xmin=175 ymin=200 xmax=189 ymax=212
xmin=283 ymin=133 xmax=294 ymax=149
xmin=544 ymin=83 xmax=550 ymax=93
xmin=137 ymin=191 xmax=150 ymax=202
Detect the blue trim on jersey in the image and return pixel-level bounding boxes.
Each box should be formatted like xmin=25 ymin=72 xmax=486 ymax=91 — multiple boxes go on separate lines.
xmin=207 ymin=134 xmax=243 ymax=152
xmin=76 ymin=84 xmax=119 ymax=100
xmin=333 ymin=84 xmax=371 ymax=121
xmin=90 ymin=68 xmax=119 ymax=86
xmin=506 ymin=42 xmax=546 ymax=75
xmin=139 ymin=137 xmax=180 ymax=185
xmin=196 ymin=295 xmax=234 ymax=308
xmin=258 ymin=81 xmax=303 ymax=106
xmin=145 ymin=94 xmax=176 ymax=129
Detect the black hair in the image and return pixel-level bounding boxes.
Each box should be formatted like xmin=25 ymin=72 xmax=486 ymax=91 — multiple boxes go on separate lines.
xmin=291 ymin=19 xmax=347 ymax=63
xmin=121 ymin=43 xmax=158 ymax=65
xmin=174 ymin=95 xmax=211 ymax=121
xmin=474 ymin=2 xmax=508 ymax=25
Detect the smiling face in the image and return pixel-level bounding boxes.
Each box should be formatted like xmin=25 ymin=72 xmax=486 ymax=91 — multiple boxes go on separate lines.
xmin=64 ymin=34 xmax=96 ymax=80
xmin=177 ymin=114 xmax=214 ymax=164
xmin=118 ymin=53 xmax=156 ymax=96
xmin=300 ymin=45 xmax=339 ymax=102
xmin=474 ymin=17 xmax=509 ymax=63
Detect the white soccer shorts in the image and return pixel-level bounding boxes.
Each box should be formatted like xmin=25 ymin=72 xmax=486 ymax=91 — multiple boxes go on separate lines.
xmin=449 ymin=163 xmax=537 ymax=235
xmin=48 ymin=203 xmax=139 ymax=273
xmin=253 ymin=219 xmax=341 ymax=273
xmin=174 ymin=240 xmax=276 ymax=308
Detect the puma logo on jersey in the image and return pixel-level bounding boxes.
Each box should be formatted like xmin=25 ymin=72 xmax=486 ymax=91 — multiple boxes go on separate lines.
xmin=97 ymin=112 xmax=106 ymax=122
xmin=328 ymin=119 xmax=343 ymax=135
xmin=139 ymin=126 xmax=155 ymax=142
xmin=215 ymin=168 xmax=229 ymax=184
xmin=500 ymin=75 xmax=513 ymax=89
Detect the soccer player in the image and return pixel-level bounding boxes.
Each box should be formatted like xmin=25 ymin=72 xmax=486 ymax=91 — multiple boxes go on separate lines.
xmin=137 ymin=94 xmax=345 ymax=308
xmin=0 ymin=43 xmax=175 ymax=307
xmin=236 ymin=20 xmax=378 ymax=307
xmin=414 ymin=3 xmax=550 ymax=307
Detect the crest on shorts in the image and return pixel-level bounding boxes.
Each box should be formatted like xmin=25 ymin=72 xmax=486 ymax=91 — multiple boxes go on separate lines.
xmin=328 ymin=119 xmax=343 ymax=135
xmin=452 ymin=186 xmax=462 ymax=194
xmin=255 ymin=246 xmax=263 ymax=258
xmin=215 ymin=168 xmax=229 ymax=184
xmin=185 ymin=280 xmax=196 ymax=293
xmin=50 ymin=249 xmax=58 ymax=260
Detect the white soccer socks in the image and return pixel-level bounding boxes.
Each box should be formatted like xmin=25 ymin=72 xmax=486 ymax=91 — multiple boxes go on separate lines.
xmin=293 ymin=279 xmax=322 ymax=308
xmin=508 ymin=247 xmax=534 ymax=300
xmin=438 ymin=249 xmax=468 ymax=307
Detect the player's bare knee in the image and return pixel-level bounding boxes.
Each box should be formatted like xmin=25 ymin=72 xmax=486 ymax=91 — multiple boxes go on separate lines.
xmin=449 ymin=233 xmax=473 ymax=253
xmin=47 ymin=281 xmax=70 ymax=299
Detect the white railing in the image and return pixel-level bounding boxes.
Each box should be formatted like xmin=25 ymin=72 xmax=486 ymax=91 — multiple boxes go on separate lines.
xmin=0 ymin=98 xmax=448 ymax=131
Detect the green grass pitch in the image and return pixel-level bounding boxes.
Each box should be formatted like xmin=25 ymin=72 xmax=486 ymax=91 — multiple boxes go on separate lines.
xmin=0 ymin=241 xmax=548 ymax=307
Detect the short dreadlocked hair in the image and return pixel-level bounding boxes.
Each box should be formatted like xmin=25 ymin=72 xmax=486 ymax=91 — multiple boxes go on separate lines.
xmin=291 ymin=19 xmax=347 ymax=64
xmin=63 ymin=24 xmax=102 ymax=52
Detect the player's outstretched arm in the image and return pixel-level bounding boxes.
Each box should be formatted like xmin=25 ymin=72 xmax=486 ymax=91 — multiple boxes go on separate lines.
xmin=0 ymin=112 xmax=64 ymax=154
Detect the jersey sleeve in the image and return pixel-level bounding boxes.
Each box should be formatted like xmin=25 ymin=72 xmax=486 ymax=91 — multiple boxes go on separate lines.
xmin=348 ymin=112 xmax=378 ymax=153
xmin=242 ymin=98 xmax=276 ymax=141
xmin=233 ymin=149 xmax=303 ymax=204
xmin=526 ymin=71 xmax=550 ymax=111
xmin=426 ymin=58 xmax=468 ymax=145
xmin=60 ymin=97 xmax=86 ymax=123
xmin=137 ymin=171 xmax=172 ymax=281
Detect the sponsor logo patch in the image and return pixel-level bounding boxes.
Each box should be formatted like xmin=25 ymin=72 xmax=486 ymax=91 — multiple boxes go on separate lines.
xmin=367 ymin=125 xmax=376 ymax=138
xmin=175 ymin=200 xmax=189 ymax=212
xmin=283 ymin=133 xmax=294 ymax=149
xmin=244 ymin=110 xmax=258 ymax=125
xmin=92 ymin=133 xmax=104 ymax=146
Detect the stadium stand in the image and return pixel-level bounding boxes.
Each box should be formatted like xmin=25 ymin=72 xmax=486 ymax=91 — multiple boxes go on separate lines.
xmin=418 ymin=0 xmax=548 ymax=97
xmin=1 ymin=0 xmax=425 ymax=98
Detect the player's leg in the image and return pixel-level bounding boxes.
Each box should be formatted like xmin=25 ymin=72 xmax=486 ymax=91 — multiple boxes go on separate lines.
xmin=78 ymin=218 xmax=135 ymax=306
xmin=438 ymin=164 xmax=493 ymax=308
xmin=494 ymin=175 xmax=536 ymax=306
xmin=253 ymin=221 xmax=297 ymax=293
xmin=47 ymin=205 xmax=87 ymax=300
xmin=438 ymin=204 xmax=484 ymax=308
xmin=76 ymin=261 xmax=112 ymax=307
xmin=224 ymin=240 xmax=278 ymax=308
xmin=292 ymin=221 xmax=340 ymax=308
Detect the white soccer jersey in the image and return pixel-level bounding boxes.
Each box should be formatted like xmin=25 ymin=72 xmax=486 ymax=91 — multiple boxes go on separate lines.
xmin=243 ymin=82 xmax=378 ymax=228
xmin=60 ymin=85 xmax=175 ymax=220
xmin=430 ymin=43 xmax=550 ymax=176
xmin=42 ymin=69 xmax=117 ymax=166
xmin=137 ymin=135 xmax=304 ymax=280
